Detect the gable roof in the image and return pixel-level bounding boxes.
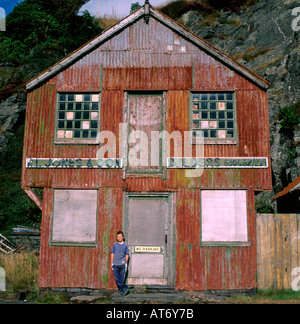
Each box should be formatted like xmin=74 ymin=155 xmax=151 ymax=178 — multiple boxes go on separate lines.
xmin=25 ymin=4 xmax=270 ymax=91
xmin=274 ymin=176 xmax=300 ymax=200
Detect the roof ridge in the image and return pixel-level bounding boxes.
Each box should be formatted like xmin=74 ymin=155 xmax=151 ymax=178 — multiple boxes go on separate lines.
xmin=25 ymin=5 xmax=270 ymax=91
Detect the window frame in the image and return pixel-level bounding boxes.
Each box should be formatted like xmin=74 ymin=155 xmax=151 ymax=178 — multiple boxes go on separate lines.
xmin=189 ymin=91 xmax=238 ymax=145
xmin=50 ymin=189 xmax=98 ymax=247
xmin=200 ymin=190 xmax=250 ymax=247
xmin=123 ymin=91 xmax=167 ymax=177
xmin=54 ymin=92 xmax=101 ymax=145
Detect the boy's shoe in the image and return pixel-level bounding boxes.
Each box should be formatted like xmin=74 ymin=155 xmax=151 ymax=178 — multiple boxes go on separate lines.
xmin=123 ymin=288 xmax=129 ymax=296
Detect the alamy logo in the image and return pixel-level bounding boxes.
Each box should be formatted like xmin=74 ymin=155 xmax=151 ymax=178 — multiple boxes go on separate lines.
xmin=292 ymin=7 xmax=300 ymax=32
xmin=0 ymin=267 xmax=5 ymax=291
xmin=0 ymin=7 xmax=5 ymax=32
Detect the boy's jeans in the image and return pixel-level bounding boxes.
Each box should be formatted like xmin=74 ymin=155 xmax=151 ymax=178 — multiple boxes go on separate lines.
xmin=112 ymin=264 xmax=128 ymax=293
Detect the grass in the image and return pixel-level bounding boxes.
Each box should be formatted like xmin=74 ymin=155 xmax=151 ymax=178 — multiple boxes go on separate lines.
xmin=232 ymin=47 xmax=274 ymax=63
xmin=229 ymin=289 xmax=300 ymax=304
xmin=0 ymin=252 xmax=39 ymax=295
xmin=34 ymin=292 xmax=70 ymax=304
xmin=242 ymin=47 xmax=274 ymax=62
xmin=94 ymin=12 xmax=120 ymax=31
xmin=1 ymin=252 xmax=300 ymax=304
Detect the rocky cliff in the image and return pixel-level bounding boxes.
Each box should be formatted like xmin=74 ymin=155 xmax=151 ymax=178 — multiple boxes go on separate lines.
xmin=181 ymin=0 xmax=300 ymax=210
xmin=0 ymin=0 xmax=299 ymax=212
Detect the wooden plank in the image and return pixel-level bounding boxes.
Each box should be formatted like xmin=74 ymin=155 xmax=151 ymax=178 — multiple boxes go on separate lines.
xmin=257 ymin=214 xmax=276 ymax=290
xmin=269 ymin=214 xmax=276 ymax=289
xmin=275 ymin=214 xmax=283 ymax=289
xmin=256 ymin=214 xmax=267 ymax=289
xmin=282 ymin=214 xmax=290 ymax=289
xmin=127 ymin=94 xmax=163 ymax=172
xmin=296 ymin=214 xmax=300 ymax=290
xmin=290 ymin=214 xmax=298 ymax=287
xmin=24 ymin=188 xmax=43 ymax=211
xmin=0 ymin=234 xmax=16 ymax=254
xmin=257 ymin=214 xmax=300 ymax=290
xmin=256 ymin=213 xmax=262 ymax=288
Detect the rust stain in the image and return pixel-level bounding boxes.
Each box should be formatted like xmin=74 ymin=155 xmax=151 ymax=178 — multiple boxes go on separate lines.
xmin=24 ymin=12 xmax=270 ymax=291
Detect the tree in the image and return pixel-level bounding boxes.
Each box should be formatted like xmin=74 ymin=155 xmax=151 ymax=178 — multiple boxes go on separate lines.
xmin=0 ymin=0 xmax=102 ymax=79
xmin=2 ymin=0 xmax=101 ymax=57
xmin=0 ymin=0 xmax=103 ymax=233
xmin=130 ymin=2 xmax=142 ymax=13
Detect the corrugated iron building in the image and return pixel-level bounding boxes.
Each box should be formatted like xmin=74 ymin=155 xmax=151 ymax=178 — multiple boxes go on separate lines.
xmin=22 ymin=3 xmax=272 ymax=292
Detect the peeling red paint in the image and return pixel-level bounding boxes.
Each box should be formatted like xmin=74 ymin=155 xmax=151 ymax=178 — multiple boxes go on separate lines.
xmin=23 ymin=14 xmax=271 ymax=291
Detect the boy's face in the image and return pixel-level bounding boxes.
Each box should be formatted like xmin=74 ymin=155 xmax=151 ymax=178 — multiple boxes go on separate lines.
xmin=116 ymin=234 xmax=124 ymax=243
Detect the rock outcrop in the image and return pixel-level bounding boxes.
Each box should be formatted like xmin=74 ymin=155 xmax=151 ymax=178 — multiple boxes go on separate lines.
xmin=182 ymin=0 xmax=300 ymax=210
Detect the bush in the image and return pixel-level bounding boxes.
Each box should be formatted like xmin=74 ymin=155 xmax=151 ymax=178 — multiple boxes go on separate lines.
xmin=279 ymin=103 xmax=300 ymax=131
xmin=0 ymin=124 xmax=41 ymax=234
xmin=0 ymin=0 xmax=103 ymax=93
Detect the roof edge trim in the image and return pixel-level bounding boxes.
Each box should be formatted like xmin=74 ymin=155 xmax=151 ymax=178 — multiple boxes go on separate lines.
xmin=150 ymin=8 xmax=269 ymax=90
xmin=25 ymin=5 xmax=270 ymax=91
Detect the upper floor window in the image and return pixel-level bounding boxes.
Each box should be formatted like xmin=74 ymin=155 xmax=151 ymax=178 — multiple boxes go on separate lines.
xmin=55 ymin=93 xmax=100 ymax=143
xmin=191 ymin=92 xmax=237 ymax=144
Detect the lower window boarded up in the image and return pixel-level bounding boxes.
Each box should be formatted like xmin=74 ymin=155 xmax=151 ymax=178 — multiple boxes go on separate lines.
xmin=201 ymin=190 xmax=248 ymax=245
xmin=51 ymin=190 xmax=97 ymax=246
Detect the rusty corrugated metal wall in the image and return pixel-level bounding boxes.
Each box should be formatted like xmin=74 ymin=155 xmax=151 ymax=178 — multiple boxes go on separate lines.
xmin=22 ymin=15 xmax=271 ymax=290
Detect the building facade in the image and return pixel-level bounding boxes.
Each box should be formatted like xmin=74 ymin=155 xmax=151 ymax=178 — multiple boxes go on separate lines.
xmin=22 ymin=3 xmax=272 ymax=291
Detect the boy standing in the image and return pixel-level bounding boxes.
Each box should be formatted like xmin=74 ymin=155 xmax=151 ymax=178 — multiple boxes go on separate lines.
xmin=111 ymin=231 xmax=129 ymax=296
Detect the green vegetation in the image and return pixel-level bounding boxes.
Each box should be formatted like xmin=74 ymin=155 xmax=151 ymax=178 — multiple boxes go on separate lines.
xmin=0 ymin=252 xmax=39 ymax=295
xmin=0 ymin=124 xmax=42 ymax=235
xmin=242 ymin=48 xmax=274 ymax=63
xmin=231 ymin=289 xmax=300 ymax=304
xmin=279 ymin=102 xmax=300 ymax=131
xmin=34 ymin=292 xmax=70 ymax=304
xmin=0 ymin=0 xmax=103 ymax=234
xmin=131 ymin=2 xmax=142 ymax=13
xmin=0 ymin=0 xmax=102 ymax=100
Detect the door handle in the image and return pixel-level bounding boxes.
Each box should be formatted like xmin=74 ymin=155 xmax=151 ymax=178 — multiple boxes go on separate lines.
xmin=165 ymin=234 xmax=167 ymax=244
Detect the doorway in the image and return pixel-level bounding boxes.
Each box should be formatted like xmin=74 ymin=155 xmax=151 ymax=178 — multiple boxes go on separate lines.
xmin=125 ymin=193 xmax=174 ymax=286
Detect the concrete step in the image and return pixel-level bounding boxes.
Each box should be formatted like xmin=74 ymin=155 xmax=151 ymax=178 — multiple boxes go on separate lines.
xmin=110 ymin=292 xmax=188 ymax=304
xmin=145 ymin=285 xmax=176 ymax=293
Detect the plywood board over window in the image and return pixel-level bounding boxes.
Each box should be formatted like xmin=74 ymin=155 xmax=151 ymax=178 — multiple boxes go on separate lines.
xmin=201 ymin=190 xmax=248 ymax=246
xmin=51 ymin=190 xmax=98 ymax=246
xmin=127 ymin=93 xmax=163 ymax=173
